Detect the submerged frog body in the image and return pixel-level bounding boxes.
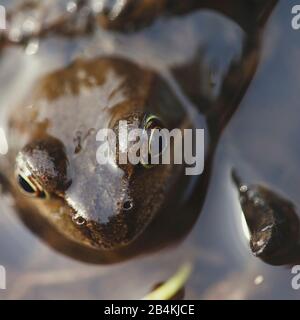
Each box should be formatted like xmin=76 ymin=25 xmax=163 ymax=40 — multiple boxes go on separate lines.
xmin=0 ymin=0 xmax=278 ymax=261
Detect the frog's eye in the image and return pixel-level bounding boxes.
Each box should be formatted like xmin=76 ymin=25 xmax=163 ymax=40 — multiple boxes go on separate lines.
xmin=142 ymin=115 xmax=167 ymax=168
xmin=17 ymin=173 xmax=48 ymax=199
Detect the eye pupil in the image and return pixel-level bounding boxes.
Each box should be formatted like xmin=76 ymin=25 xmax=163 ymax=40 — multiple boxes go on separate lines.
xmin=18 ymin=175 xmax=35 ymax=194
xmin=17 ymin=174 xmax=47 ymax=199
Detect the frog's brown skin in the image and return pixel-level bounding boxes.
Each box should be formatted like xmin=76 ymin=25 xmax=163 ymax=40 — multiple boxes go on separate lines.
xmin=0 ymin=1 xmax=278 ymax=263
xmin=5 ymin=57 xmax=190 ymax=252
xmin=1 ymin=56 xmax=209 ymax=263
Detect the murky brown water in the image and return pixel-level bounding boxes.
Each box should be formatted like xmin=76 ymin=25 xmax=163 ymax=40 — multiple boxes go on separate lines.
xmin=0 ymin=0 xmax=300 ymax=299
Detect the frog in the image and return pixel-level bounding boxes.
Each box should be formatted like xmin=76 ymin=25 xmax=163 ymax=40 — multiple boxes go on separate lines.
xmin=0 ymin=0 xmax=278 ymax=263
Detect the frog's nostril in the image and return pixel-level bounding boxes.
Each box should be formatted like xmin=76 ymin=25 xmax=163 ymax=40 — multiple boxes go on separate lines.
xmin=72 ymin=214 xmax=86 ymax=226
xmin=123 ymin=199 xmax=134 ymax=211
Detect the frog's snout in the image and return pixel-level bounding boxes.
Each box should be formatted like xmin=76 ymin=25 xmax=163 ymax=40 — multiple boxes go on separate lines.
xmin=62 ymin=167 xmax=142 ymax=250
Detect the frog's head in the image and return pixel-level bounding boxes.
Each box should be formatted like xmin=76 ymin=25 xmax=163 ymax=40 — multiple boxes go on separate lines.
xmin=13 ymin=57 xmax=189 ymax=251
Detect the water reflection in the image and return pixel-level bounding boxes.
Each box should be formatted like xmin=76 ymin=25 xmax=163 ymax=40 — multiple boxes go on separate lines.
xmin=211 ymin=0 xmax=300 ymax=299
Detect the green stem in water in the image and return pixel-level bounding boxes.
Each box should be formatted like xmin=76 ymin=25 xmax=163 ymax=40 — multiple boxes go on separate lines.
xmin=142 ymin=263 xmax=193 ymax=300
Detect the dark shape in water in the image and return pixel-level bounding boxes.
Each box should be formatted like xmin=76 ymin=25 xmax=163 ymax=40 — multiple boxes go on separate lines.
xmin=232 ymin=170 xmax=300 ymax=266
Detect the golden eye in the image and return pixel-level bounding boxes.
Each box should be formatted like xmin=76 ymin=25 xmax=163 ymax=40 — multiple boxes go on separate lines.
xmin=142 ymin=115 xmax=166 ymax=168
xmin=17 ymin=173 xmax=48 ymax=199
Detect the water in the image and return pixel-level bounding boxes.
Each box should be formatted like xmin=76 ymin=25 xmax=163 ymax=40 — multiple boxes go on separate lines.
xmin=0 ymin=0 xmax=299 ymax=299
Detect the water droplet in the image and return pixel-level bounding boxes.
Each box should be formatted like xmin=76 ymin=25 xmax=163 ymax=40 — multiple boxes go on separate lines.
xmin=25 ymin=39 xmax=39 ymax=55
xmin=240 ymin=185 xmax=248 ymax=193
xmin=254 ymin=275 xmax=264 ymax=285
xmin=66 ymin=1 xmax=78 ymax=13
